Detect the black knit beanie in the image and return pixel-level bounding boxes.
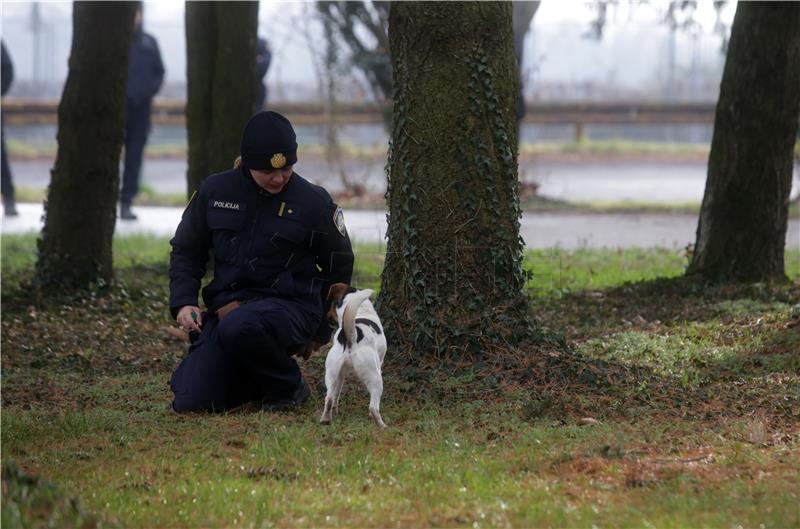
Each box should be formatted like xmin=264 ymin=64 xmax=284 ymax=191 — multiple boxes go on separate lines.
xmin=240 ymin=111 xmax=298 ymax=170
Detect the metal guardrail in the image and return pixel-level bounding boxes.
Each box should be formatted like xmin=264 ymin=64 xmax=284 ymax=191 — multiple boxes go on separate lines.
xmin=2 ymin=99 xmax=390 ymax=125
xmin=2 ymin=99 xmax=717 ymax=140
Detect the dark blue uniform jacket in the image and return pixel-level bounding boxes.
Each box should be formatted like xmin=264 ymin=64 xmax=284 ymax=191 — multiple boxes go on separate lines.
xmin=169 ymin=168 xmax=354 ymax=342
xmin=1 ymin=41 xmax=13 ymax=96
xmin=127 ymin=29 xmax=164 ymax=105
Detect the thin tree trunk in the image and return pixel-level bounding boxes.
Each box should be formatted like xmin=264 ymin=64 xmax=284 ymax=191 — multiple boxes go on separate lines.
xmin=379 ymin=1 xmax=537 ymax=360
xmin=185 ymin=1 xmax=258 ymax=198
xmin=35 ymin=1 xmax=136 ymax=290
xmin=513 ymin=1 xmax=540 ymax=139
xmin=185 ymin=2 xmax=216 ymax=198
xmin=687 ymin=2 xmax=800 ymax=282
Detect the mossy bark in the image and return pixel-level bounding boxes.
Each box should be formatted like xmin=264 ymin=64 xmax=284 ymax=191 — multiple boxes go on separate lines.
xmin=687 ymin=2 xmax=800 ymax=283
xmin=35 ymin=1 xmax=136 ymax=290
xmin=185 ymin=1 xmax=258 ymax=198
xmin=379 ymin=1 xmax=537 ymax=360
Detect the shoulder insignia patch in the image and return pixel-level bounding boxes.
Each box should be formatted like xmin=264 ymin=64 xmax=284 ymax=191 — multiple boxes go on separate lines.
xmin=333 ymin=206 xmax=346 ymax=237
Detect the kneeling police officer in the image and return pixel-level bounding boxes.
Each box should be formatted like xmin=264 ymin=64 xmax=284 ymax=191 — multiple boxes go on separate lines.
xmin=169 ymin=111 xmax=354 ymax=413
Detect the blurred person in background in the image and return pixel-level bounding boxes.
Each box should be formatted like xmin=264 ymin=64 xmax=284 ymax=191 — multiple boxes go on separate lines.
xmin=255 ymin=37 xmax=272 ymax=112
xmin=120 ymin=2 xmax=164 ymax=221
xmin=1 ymin=40 xmax=18 ymax=217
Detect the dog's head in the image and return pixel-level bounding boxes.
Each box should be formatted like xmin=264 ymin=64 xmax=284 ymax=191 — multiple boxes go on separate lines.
xmin=326 ymin=282 xmax=357 ymax=326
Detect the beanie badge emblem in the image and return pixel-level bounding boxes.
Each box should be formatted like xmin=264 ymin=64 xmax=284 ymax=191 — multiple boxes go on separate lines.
xmin=270 ymin=153 xmax=287 ymax=169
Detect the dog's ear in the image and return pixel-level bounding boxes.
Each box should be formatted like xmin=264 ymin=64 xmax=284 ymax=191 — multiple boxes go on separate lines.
xmin=327 ymin=283 xmax=351 ymax=307
xmin=327 ymin=283 xmax=341 ymax=303
xmin=326 ymin=283 xmax=348 ymax=325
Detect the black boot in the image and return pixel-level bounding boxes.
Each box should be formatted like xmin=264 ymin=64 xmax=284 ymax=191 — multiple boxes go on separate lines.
xmin=3 ymin=196 xmax=18 ymax=217
xmin=120 ymin=203 xmax=137 ymax=221
xmin=261 ymin=377 xmax=310 ymax=412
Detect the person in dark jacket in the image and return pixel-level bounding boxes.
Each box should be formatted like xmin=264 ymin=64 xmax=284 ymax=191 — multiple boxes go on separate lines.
xmin=255 ymin=37 xmax=272 ymax=112
xmin=169 ymin=111 xmax=354 ymax=413
xmin=1 ymin=40 xmax=17 ymax=216
xmin=120 ymin=3 xmax=164 ymax=221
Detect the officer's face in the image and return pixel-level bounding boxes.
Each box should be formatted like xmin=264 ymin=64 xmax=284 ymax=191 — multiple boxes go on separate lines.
xmin=250 ymin=166 xmax=293 ymax=194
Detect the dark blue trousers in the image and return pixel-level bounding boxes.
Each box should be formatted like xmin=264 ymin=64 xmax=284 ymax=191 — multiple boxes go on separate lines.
xmin=120 ymin=101 xmax=151 ymax=207
xmin=170 ymin=298 xmax=318 ymax=413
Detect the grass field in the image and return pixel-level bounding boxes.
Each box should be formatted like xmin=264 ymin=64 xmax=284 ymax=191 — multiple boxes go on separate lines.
xmin=2 ymin=235 xmax=799 ymax=528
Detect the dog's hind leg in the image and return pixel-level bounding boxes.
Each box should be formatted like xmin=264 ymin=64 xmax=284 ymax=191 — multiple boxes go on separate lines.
xmin=365 ymin=373 xmax=386 ymax=428
xmin=333 ymin=369 xmax=347 ymax=414
xmin=321 ymin=355 xmax=346 ymax=425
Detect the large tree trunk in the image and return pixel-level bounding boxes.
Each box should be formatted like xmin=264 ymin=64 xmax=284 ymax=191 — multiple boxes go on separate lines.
xmin=379 ymin=2 xmax=537 ymax=360
xmin=687 ymin=2 xmax=800 ymax=283
xmin=35 ymin=1 xmax=136 ymax=290
xmin=185 ymin=1 xmax=258 ymax=197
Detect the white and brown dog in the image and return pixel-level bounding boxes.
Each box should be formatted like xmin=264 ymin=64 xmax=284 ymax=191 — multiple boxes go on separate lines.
xmin=321 ymin=283 xmax=387 ymax=427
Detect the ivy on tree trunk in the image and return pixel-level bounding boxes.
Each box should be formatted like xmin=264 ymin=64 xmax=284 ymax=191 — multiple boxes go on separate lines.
xmin=378 ymin=1 xmax=539 ymax=362
xmin=688 ymin=2 xmax=800 ymax=283
xmin=35 ymin=1 xmax=137 ymax=291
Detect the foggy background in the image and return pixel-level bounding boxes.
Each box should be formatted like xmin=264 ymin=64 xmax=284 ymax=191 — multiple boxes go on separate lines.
xmin=4 ymin=0 xmax=798 ymax=248
xmin=0 ymin=1 xmax=734 ymax=103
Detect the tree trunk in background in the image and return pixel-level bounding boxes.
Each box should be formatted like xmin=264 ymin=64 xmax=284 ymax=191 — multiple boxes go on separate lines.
xmin=185 ymin=1 xmax=258 ymax=198
xmin=379 ymin=2 xmax=538 ymax=361
xmin=315 ymin=1 xmax=392 ymax=101
xmin=687 ymin=2 xmax=800 ymax=283
xmin=512 ymin=1 xmax=540 ymax=139
xmin=185 ymin=2 xmax=215 ymax=198
xmin=35 ymin=1 xmax=136 ymax=290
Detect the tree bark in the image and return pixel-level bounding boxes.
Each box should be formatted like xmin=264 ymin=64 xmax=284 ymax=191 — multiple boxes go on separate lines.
xmin=379 ymin=1 xmax=537 ymax=360
xmin=687 ymin=2 xmax=800 ymax=283
xmin=185 ymin=2 xmax=215 ymax=198
xmin=185 ymin=1 xmax=258 ymax=198
xmin=35 ymin=1 xmax=136 ymax=290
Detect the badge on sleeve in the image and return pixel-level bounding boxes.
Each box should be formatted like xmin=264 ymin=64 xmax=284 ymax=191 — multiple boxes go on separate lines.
xmin=333 ymin=206 xmax=347 ymax=237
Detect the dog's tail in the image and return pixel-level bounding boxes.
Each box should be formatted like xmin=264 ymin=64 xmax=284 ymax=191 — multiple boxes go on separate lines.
xmin=342 ymin=289 xmax=374 ymax=349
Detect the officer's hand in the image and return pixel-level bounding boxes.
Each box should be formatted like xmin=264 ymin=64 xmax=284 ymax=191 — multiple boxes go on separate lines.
xmin=177 ymin=305 xmax=202 ymax=333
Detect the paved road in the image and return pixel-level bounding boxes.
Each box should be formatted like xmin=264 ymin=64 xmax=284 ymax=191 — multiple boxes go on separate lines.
xmin=9 ymin=157 xmax=800 ymax=204
xmin=3 ymin=202 xmax=798 ymax=250
xmin=5 ymin=155 xmax=799 ymax=249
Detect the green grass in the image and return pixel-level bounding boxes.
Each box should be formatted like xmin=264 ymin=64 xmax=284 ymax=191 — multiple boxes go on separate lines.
xmin=3 ymin=374 xmax=798 ymax=528
xmin=2 ymin=235 xmax=799 ymax=527
xmin=0 ymin=233 xmax=175 ymax=290
xmin=524 ymin=247 xmax=691 ymax=295
xmin=519 ymin=139 xmax=710 ymax=158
